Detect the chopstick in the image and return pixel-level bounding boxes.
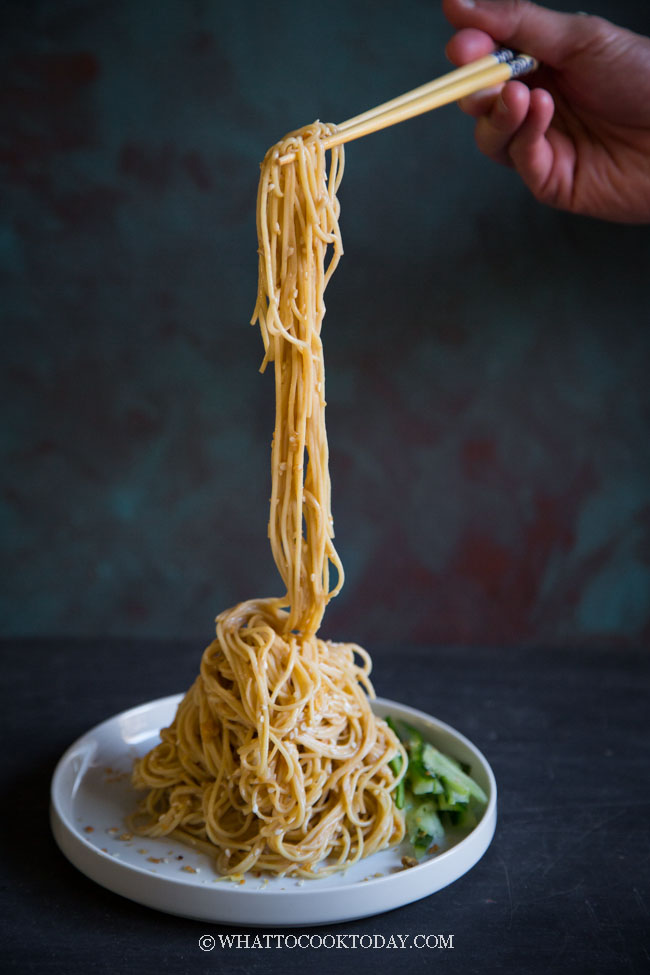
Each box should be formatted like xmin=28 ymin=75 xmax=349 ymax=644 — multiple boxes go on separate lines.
xmin=278 ymin=51 xmax=538 ymax=164
xmin=336 ymin=48 xmax=517 ymax=134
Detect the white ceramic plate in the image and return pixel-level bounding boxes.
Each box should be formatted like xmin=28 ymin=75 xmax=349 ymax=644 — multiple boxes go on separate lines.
xmin=50 ymin=695 xmax=497 ymax=926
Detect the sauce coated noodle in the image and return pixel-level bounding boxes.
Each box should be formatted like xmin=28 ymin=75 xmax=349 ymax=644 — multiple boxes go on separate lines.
xmin=130 ymin=123 xmax=405 ymax=877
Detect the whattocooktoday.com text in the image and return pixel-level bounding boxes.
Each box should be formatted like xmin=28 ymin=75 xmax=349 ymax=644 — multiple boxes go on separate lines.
xmin=198 ymin=933 xmax=454 ymax=951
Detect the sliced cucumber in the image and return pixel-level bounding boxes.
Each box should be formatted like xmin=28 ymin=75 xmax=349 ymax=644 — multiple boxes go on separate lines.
xmin=421 ymin=743 xmax=488 ymax=805
xmin=389 ymin=717 xmax=489 ymax=858
xmin=406 ymin=798 xmax=445 ymax=852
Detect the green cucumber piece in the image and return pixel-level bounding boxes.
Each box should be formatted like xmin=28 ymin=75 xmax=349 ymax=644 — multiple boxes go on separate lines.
xmin=392 ymin=719 xmax=424 ymax=761
xmin=408 ymin=758 xmax=444 ymax=796
xmin=421 ymin=743 xmax=488 ymax=805
xmin=406 ymin=798 xmax=445 ymax=853
xmin=394 ymin=779 xmax=405 ymax=809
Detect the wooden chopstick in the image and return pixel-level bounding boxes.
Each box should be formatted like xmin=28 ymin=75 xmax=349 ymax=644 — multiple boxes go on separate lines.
xmin=278 ymin=52 xmax=538 ymax=164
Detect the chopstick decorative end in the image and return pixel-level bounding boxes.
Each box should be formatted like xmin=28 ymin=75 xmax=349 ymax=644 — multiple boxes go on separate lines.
xmin=508 ymin=53 xmax=539 ymax=78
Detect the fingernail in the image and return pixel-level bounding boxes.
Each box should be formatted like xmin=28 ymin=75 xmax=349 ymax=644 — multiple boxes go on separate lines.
xmin=458 ymin=0 xmax=476 ymax=7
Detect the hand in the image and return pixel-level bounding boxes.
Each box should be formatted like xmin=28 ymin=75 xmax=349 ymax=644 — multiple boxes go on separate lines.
xmin=442 ymin=0 xmax=650 ymax=223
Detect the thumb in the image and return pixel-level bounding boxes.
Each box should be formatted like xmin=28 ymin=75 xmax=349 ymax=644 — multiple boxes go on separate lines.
xmin=442 ymin=0 xmax=591 ymax=67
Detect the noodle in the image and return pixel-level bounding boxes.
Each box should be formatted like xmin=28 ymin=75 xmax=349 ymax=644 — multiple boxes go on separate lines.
xmin=129 ymin=122 xmax=405 ymax=877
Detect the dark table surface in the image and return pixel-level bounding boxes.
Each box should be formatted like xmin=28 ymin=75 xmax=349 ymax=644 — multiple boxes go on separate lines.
xmin=2 ymin=637 xmax=649 ymax=974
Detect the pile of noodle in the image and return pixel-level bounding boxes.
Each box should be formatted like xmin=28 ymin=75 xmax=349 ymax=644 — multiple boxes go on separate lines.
xmin=129 ymin=123 xmax=405 ymax=877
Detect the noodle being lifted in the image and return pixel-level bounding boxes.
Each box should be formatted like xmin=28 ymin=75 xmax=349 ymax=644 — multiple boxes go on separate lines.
xmin=130 ymin=123 xmax=406 ymax=877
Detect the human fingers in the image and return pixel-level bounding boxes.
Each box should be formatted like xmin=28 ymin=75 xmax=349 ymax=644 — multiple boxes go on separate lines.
xmin=442 ymin=0 xmax=589 ymax=67
xmin=506 ymin=87 xmax=563 ymax=201
xmin=444 ymin=29 xmax=500 ymax=117
xmin=473 ymin=80 xmax=532 ymax=165
xmin=445 ymin=27 xmax=496 ymax=67
xmin=456 ymin=86 xmax=502 ymax=119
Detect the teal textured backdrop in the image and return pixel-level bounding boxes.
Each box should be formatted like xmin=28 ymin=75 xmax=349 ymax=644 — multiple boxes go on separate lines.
xmin=2 ymin=0 xmax=649 ymax=647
